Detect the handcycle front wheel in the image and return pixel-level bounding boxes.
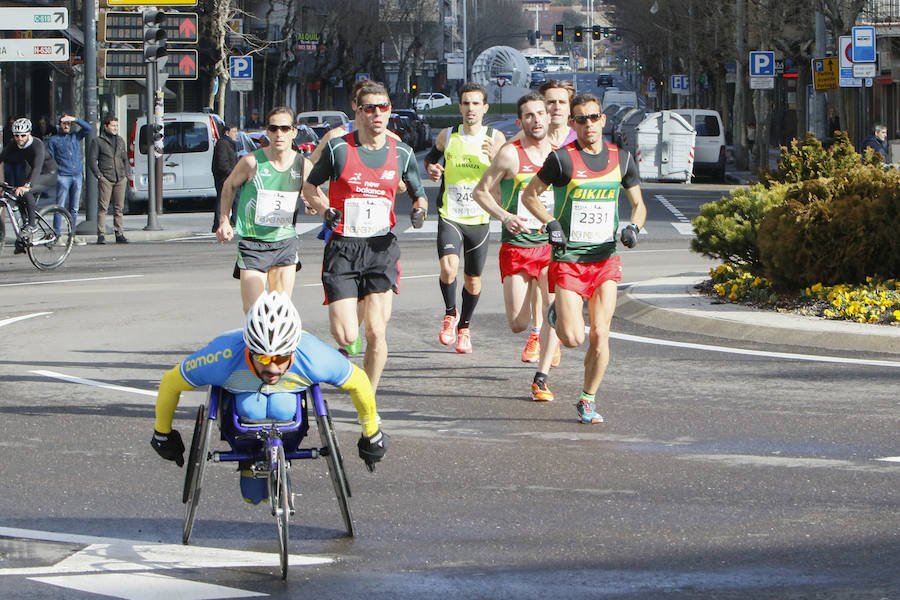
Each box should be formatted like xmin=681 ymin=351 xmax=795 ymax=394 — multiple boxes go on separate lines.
xmin=317 ymin=408 xmax=354 ymax=537
xmin=182 ymin=404 xmax=212 ymax=545
xmin=27 ymin=205 xmax=74 ymax=270
xmin=268 ymin=444 xmax=290 ymax=580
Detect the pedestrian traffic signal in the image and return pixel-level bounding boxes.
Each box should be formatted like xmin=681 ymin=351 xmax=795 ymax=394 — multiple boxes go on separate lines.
xmin=142 ymin=9 xmax=167 ymax=62
xmin=592 ymin=25 xmax=601 ymax=40
xmin=554 ymin=23 xmax=564 ymax=42
xmin=603 ymin=27 xmax=610 ymax=38
xmin=574 ymin=27 xmax=583 ymax=41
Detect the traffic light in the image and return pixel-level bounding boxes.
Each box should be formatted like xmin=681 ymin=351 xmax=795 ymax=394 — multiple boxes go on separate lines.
xmin=574 ymin=27 xmax=583 ymax=41
xmin=592 ymin=25 xmax=601 ymax=40
xmin=410 ymin=80 xmax=418 ymax=94
xmin=603 ymin=27 xmax=610 ymax=39
xmin=554 ymin=23 xmax=564 ymax=42
xmin=527 ymin=29 xmax=536 ymax=45
xmin=142 ymin=9 xmax=167 ymax=61
xmin=615 ymin=30 xmax=622 ymax=41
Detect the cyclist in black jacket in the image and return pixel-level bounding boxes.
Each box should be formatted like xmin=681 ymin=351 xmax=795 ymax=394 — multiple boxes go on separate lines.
xmin=0 ymin=118 xmax=58 ymax=244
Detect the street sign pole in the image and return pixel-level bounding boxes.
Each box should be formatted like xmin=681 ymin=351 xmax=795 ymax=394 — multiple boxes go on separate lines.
xmin=145 ymin=60 xmax=160 ymax=230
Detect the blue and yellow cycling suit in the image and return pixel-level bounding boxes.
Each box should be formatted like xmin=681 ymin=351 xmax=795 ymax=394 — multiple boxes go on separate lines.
xmin=154 ymin=329 xmax=380 ymax=437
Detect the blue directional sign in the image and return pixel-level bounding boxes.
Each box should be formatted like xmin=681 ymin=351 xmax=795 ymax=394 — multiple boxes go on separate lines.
xmin=749 ymin=51 xmax=775 ymax=76
xmin=670 ymin=74 xmax=689 ymax=93
xmin=229 ymin=55 xmax=252 ymax=79
xmin=851 ymin=26 xmax=876 ymax=63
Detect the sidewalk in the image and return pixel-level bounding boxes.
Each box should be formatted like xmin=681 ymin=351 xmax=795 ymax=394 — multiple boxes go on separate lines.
xmin=724 ymin=146 xmax=780 ymax=186
xmin=618 ymin=274 xmax=900 ymax=356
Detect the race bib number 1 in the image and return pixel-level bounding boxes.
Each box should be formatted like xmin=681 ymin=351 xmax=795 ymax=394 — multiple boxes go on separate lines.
xmin=254 ymin=189 xmax=298 ymax=227
xmin=446 ymin=184 xmax=487 ymax=219
xmin=516 ymin=190 xmax=554 ymax=230
xmin=343 ymin=197 xmax=392 ymax=237
xmin=569 ymin=200 xmax=615 ymax=243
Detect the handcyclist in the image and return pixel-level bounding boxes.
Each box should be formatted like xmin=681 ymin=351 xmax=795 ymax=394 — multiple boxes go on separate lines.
xmin=150 ymin=291 xmax=390 ymax=504
xmin=0 ymin=117 xmax=59 ymax=253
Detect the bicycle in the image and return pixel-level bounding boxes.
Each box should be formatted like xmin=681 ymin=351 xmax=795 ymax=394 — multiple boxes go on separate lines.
xmin=181 ymin=383 xmax=354 ymax=580
xmin=0 ymin=181 xmax=74 ymax=270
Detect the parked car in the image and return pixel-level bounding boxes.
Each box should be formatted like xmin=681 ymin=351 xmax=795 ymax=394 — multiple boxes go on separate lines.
xmin=413 ymin=92 xmax=452 ymax=111
xmin=393 ymin=108 xmax=431 ymax=150
xmin=674 ymin=108 xmax=727 ymax=182
xmin=248 ymin=131 xmax=269 ymax=148
xmin=597 ymin=73 xmax=614 ymax=87
xmin=530 ymin=71 xmax=547 ymax=88
xmin=387 ymin=114 xmax=416 ymax=148
xmin=293 ymin=124 xmax=319 ymax=155
xmin=295 ymin=110 xmax=350 ymax=128
xmin=129 ymin=111 xmax=225 ymax=211
xmin=602 ymin=89 xmax=638 ymax=109
xmin=235 ymin=131 xmax=257 ymax=158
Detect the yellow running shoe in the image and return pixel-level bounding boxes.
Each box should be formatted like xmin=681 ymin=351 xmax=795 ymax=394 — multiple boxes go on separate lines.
xmin=521 ymin=332 xmax=540 ymax=363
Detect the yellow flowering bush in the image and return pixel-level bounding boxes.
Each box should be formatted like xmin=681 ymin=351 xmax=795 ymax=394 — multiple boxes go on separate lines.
xmin=705 ymin=265 xmax=900 ymax=325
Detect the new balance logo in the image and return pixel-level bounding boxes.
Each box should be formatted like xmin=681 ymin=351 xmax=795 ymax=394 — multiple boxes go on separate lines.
xmin=380 ymin=170 xmax=396 ymax=180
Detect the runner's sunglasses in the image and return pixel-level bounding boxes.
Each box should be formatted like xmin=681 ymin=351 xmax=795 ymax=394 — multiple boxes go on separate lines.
xmin=252 ymin=352 xmax=292 ymax=366
xmin=360 ymin=103 xmax=391 ymax=114
xmin=267 ymin=124 xmax=295 ymax=133
xmin=572 ymin=113 xmax=603 ymax=124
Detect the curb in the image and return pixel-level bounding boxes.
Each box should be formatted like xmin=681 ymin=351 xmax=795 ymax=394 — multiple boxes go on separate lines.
xmin=79 ymin=229 xmax=197 ymax=244
xmin=617 ymin=275 xmax=900 ymax=356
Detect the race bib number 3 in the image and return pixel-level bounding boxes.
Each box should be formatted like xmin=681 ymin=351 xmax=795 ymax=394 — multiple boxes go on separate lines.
xmin=447 ymin=184 xmax=487 ymax=219
xmin=343 ymin=197 xmax=392 ymax=237
xmin=570 ymin=200 xmax=615 ymax=243
xmin=254 ymin=189 xmax=298 ymax=227
xmin=516 ymin=190 xmax=555 ymax=230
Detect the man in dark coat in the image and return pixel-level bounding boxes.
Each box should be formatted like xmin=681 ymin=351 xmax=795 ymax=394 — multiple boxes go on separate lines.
xmin=211 ymin=124 xmax=239 ymax=232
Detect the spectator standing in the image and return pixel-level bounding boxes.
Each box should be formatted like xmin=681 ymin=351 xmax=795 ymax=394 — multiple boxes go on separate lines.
xmin=246 ymin=109 xmax=263 ymax=130
xmin=827 ymin=107 xmax=841 ymax=135
xmin=46 ymin=113 xmax=91 ymax=229
xmin=862 ymin=124 xmax=890 ymax=163
xmin=87 ymin=116 xmax=131 ymax=244
xmin=211 ymin=124 xmax=239 ymax=232
xmin=35 ymin=115 xmax=57 ymax=140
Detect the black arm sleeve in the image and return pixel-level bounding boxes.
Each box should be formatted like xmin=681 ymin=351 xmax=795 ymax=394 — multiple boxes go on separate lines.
xmin=424 ymin=143 xmax=443 ymax=165
xmin=399 ymin=146 xmax=427 ymax=200
xmin=306 ymin=141 xmax=336 ymax=187
xmin=537 ymin=149 xmax=566 ymax=187
xmin=621 ymin=151 xmax=641 ymax=188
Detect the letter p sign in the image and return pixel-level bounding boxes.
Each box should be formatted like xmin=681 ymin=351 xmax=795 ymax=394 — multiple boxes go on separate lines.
xmin=749 ymin=51 xmax=775 ymax=77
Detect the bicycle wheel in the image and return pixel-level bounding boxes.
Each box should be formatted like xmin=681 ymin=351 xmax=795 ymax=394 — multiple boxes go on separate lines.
xmin=269 ymin=444 xmax=290 ymax=579
xmin=182 ymin=404 xmax=212 ymax=545
xmin=0 ymin=211 xmax=6 ymax=257
xmin=317 ymin=410 xmax=354 ymax=537
xmin=27 ymin=206 xmax=73 ymax=270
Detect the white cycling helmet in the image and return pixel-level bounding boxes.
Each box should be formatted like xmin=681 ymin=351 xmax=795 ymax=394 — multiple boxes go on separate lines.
xmin=244 ymin=291 xmax=302 ymax=356
xmin=11 ymin=118 xmax=32 ymax=134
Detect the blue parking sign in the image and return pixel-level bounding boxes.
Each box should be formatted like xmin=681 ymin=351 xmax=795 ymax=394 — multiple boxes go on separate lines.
xmin=230 ymin=56 xmax=253 ymax=79
xmin=749 ymin=51 xmax=775 ymax=76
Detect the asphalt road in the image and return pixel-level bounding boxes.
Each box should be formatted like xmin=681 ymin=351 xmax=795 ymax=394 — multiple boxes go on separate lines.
xmin=1 ymin=186 xmax=898 ymax=599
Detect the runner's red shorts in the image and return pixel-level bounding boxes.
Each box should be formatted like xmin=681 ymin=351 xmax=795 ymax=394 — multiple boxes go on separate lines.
xmin=549 ymin=255 xmax=622 ymax=298
xmin=499 ymin=243 xmax=551 ymax=281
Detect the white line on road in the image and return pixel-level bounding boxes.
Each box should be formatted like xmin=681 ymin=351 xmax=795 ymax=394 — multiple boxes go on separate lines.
xmin=0 ymin=274 xmax=142 ymax=288
xmin=31 ymin=370 xmax=157 ymax=396
xmin=609 ymin=331 xmax=900 ymax=368
xmin=876 ymin=456 xmax=900 ymax=463
xmin=0 ymin=312 xmax=51 ymax=328
xmin=655 ymin=194 xmax=691 ymax=222
xmin=31 ymin=574 xmax=265 ymax=600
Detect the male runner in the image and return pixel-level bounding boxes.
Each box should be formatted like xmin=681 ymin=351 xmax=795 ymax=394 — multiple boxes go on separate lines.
xmin=520 ymin=93 xmax=647 ymax=424
xmin=424 ymin=83 xmax=506 ymax=353
xmin=150 ymin=291 xmax=389 ymax=503
xmin=217 ymin=107 xmax=312 ymax=313
xmin=508 ymin=79 xmax=576 ymax=360
xmin=302 ymin=82 xmax=428 ymax=391
xmin=472 ymin=92 xmax=561 ymax=402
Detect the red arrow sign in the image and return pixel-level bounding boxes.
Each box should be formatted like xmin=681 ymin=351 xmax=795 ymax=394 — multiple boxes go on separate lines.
xmin=179 ymin=17 xmax=196 ymax=39
xmin=178 ymin=53 xmax=196 ymax=74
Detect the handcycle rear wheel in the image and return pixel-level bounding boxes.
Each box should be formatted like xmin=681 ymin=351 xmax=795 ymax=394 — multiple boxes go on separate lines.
xmin=182 ymin=404 xmax=212 ymax=545
xmin=268 ymin=444 xmax=290 ymax=580
xmin=317 ymin=408 xmax=354 ymax=537
xmin=27 ymin=205 xmax=73 ymax=270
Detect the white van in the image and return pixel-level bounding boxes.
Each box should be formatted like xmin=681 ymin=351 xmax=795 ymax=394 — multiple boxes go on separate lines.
xmin=129 ymin=112 xmax=226 ymax=208
xmin=602 ymin=89 xmax=638 ymax=109
xmin=674 ymin=109 xmax=726 ymax=181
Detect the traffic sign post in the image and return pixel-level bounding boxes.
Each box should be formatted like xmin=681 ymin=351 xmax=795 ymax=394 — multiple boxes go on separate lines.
xmin=811 ymin=57 xmax=838 ymax=90
xmin=749 ymin=51 xmax=775 ymax=77
xmin=851 ymin=26 xmax=876 ymax=62
xmin=0 ymin=38 xmax=69 ymax=61
xmin=670 ymin=74 xmax=689 ymax=95
xmin=103 ymin=49 xmax=197 ymax=79
xmin=102 ymin=11 xmax=198 ymax=44
xmin=0 ymin=7 xmax=68 ymax=30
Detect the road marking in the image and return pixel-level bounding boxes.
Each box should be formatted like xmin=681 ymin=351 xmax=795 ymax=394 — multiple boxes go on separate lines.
xmin=678 ymin=453 xmax=900 ymax=473
xmin=609 ymin=331 xmax=900 ymax=368
xmin=401 ymin=220 xmax=501 ymax=234
xmin=0 ymin=274 xmax=142 ymax=288
xmin=876 ymin=456 xmax=900 ymax=463
xmin=671 ymin=222 xmax=695 ymax=235
xmin=0 ymin=312 xmax=51 ymax=328
xmin=31 ymin=573 xmax=265 ymax=600
xmin=656 ymin=194 xmax=695 ymax=236
xmin=31 ymin=370 xmax=157 ymax=396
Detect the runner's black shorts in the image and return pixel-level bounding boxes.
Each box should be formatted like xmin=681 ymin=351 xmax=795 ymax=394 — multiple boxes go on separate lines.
xmin=436 ymin=216 xmax=490 ymax=277
xmin=232 ymin=237 xmax=301 ymax=279
xmin=322 ymin=232 xmax=401 ymax=303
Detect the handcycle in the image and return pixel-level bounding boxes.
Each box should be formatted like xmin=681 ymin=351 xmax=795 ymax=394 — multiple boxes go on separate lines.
xmin=0 ymin=181 xmax=74 ymax=270
xmin=181 ymin=383 xmax=354 ymax=580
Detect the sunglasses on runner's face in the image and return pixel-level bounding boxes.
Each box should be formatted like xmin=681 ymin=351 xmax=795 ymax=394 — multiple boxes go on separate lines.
xmin=572 ymin=113 xmax=603 ymax=125
xmin=252 ymin=352 xmax=292 ymax=366
xmin=360 ymin=103 xmax=391 ymax=114
xmin=266 ymin=124 xmax=294 ymax=133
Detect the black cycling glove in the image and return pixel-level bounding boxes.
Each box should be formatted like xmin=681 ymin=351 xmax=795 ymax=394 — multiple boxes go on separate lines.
xmin=619 ymin=223 xmax=640 ymax=248
xmin=324 ymin=207 xmax=342 ymax=231
xmin=358 ymin=429 xmax=390 ymax=472
xmin=410 ymin=207 xmax=427 ymax=229
xmin=545 ymin=219 xmax=567 ymax=250
xmin=151 ymin=429 xmax=185 ymax=467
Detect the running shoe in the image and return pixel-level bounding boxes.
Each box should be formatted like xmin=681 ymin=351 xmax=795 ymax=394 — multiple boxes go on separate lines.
xmin=551 ymin=342 xmax=562 ymax=367
xmin=239 ymin=470 xmax=269 ymax=504
xmin=531 ymin=380 xmax=554 ymax=402
xmin=439 ymin=313 xmax=459 ymax=345
xmin=575 ymin=399 xmax=603 ymax=424
xmin=521 ymin=332 xmax=540 ymax=363
xmin=455 ymin=328 xmax=472 ymax=354
xmin=343 ymin=336 xmax=362 ymax=356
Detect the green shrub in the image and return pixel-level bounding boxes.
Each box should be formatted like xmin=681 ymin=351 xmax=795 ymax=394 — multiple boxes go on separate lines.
xmin=690 ymin=183 xmax=789 ymax=272
xmin=759 ymin=131 xmax=880 ymax=186
xmin=758 ymin=165 xmax=900 ymax=287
